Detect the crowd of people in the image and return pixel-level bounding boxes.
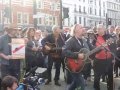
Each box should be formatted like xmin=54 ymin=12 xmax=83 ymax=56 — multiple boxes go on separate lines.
xmin=0 ymin=24 xmax=120 ymax=90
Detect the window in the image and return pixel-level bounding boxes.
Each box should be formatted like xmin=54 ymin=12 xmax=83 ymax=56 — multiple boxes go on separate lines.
xmin=49 ymin=16 xmax=53 ymax=25
xmin=56 ymin=3 xmax=60 ymax=10
xmin=37 ymin=0 xmax=43 ymax=9
xmin=103 ymin=10 xmax=105 ymax=17
xmin=74 ymin=16 xmax=77 ymax=24
xmin=22 ymin=0 xmax=27 ymax=6
xmin=83 ymin=6 xmax=86 ymax=13
xmin=95 ymin=9 xmax=96 ymax=15
xmin=4 ymin=15 xmax=10 ymax=24
xmin=99 ymin=0 xmax=101 ymax=6
xmin=50 ymin=3 xmax=55 ymax=10
xmin=99 ymin=9 xmax=101 ymax=16
xmin=79 ymin=5 xmax=81 ymax=13
xmin=53 ymin=17 xmax=55 ymax=25
xmin=117 ymin=5 xmax=119 ymax=10
xmin=84 ymin=18 xmax=86 ymax=26
xmin=90 ymin=7 xmax=92 ymax=14
xmin=11 ymin=13 xmax=13 ymax=23
xmin=112 ymin=3 xmax=114 ymax=9
xmin=108 ymin=2 xmax=110 ymax=8
xmin=23 ymin=13 xmax=29 ymax=24
xmin=45 ymin=16 xmax=49 ymax=25
xmin=114 ymin=4 xmax=115 ymax=9
xmin=90 ymin=0 xmax=93 ymax=4
xmin=79 ymin=17 xmax=81 ymax=24
xmin=17 ymin=12 xmax=29 ymax=24
xmin=38 ymin=18 xmax=42 ymax=24
xmin=3 ymin=0 xmax=10 ymax=4
xmin=74 ymin=4 xmax=77 ymax=12
xmin=103 ymin=2 xmax=105 ymax=7
xmin=0 ymin=11 xmax=2 ymax=24
xmin=95 ymin=0 xmax=96 ymax=5
xmin=17 ymin=12 xmax=22 ymax=24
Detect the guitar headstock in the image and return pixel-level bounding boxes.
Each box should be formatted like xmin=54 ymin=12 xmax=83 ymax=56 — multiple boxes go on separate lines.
xmin=106 ymin=38 xmax=114 ymax=45
xmin=102 ymin=38 xmax=114 ymax=47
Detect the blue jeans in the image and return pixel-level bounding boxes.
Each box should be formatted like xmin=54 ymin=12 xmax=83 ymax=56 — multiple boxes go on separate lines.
xmin=68 ymin=73 xmax=85 ymax=90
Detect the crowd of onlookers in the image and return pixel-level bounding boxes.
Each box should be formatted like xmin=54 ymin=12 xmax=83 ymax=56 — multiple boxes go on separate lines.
xmin=0 ymin=25 xmax=120 ymax=90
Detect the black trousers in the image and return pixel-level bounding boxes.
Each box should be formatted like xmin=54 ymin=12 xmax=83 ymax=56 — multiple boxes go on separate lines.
xmin=47 ymin=55 xmax=61 ymax=82
xmin=93 ymin=58 xmax=113 ymax=90
xmin=82 ymin=63 xmax=92 ymax=80
xmin=114 ymin=59 xmax=120 ymax=76
xmin=1 ymin=60 xmax=20 ymax=80
xmin=25 ymin=55 xmax=36 ymax=73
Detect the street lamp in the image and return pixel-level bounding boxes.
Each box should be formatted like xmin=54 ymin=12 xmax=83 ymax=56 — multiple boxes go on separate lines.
xmin=60 ymin=0 xmax=63 ymax=29
xmin=2 ymin=0 xmax=4 ymax=30
xmin=33 ymin=0 xmax=37 ymax=29
xmin=99 ymin=0 xmax=101 ymax=23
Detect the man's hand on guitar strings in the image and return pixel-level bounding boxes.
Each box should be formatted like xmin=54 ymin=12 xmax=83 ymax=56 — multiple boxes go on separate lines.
xmin=45 ymin=45 xmax=51 ymax=50
xmin=32 ymin=47 xmax=39 ymax=52
xmin=117 ymin=47 xmax=120 ymax=50
xmin=78 ymin=53 xmax=84 ymax=59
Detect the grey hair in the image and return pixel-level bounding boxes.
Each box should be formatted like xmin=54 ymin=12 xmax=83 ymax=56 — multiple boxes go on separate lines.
xmin=96 ymin=24 xmax=104 ymax=30
xmin=36 ymin=30 xmax=41 ymax=33
xmin=115 ymin=26 xmax=120 ymax=33
xmin=52 ymin=25 xmax=60 ymax=32
xmin=108 ymin=25 xmax=114 ymax=30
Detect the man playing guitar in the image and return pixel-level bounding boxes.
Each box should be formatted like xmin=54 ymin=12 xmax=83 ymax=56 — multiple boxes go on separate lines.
xmin=63 ymin=24 xmax=86 ymax=90
xmin=92 ymin=24 xmax=115 ymax=90
xmin=42 ymin=26 xmax=65 ymax=86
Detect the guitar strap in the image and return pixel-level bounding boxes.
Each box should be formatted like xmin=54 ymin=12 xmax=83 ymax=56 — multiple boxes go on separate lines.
xmin=59 ymin=33 xmax=65 ymax=44
xmin=82 ymin=38 xmax=90 ymax=50
xmin=75 ymin=37 xmax=83 ymax=47
xmin=75 ymin=37 xmax=89 ymax=50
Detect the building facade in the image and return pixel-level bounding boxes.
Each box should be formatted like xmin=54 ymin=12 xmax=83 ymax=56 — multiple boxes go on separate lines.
xmin=0 ymin=0 xmax=120 ymax=31
xmin=63 ymin=0 xmax=107 ymax=27
xmin=0 ymin=0 xmax=61 ymax=31
xmin=0 ymin=0 xmax=33 ymax=31
xmin=63 ymin=0 xmax=120 ymax=27
xmin=33 ymin=0 xmax=60 ymax=31
xmin=107 ymin=0 xmax=120 ymax=26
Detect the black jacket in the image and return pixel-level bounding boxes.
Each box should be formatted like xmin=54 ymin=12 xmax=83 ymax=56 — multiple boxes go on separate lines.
xmin=42 ymin=33 xmax=65 ymax=48
xmin=63 ymin=36 xmax=85 ymax=59
xmin=41 ymin=33 xmax=66 ymax=56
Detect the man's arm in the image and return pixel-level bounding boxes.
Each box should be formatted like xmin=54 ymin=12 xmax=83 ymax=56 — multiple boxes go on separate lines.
xmin=0 ymin=37 xmax=11 ymax=60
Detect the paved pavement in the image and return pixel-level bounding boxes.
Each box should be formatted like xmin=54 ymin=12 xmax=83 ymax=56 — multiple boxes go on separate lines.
xmin=39 ymin=69 xmax=120 ymax=90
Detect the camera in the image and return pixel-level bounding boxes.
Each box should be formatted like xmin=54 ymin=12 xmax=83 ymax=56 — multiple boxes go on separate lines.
xmin=17 ymin=67 xmax=47 ymax=90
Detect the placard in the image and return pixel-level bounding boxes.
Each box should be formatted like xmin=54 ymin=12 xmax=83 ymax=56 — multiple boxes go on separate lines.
xmin=11 ymin=38 xmax=25 ymax=59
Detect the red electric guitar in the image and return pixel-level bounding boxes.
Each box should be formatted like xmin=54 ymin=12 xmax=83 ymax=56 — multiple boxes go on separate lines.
xmin=64 ymin=38 xmax=114 ymax=73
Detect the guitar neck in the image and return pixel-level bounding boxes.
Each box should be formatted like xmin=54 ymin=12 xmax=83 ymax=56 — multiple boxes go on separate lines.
xmin=87 ymin=46 xmax=102 ymax=56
